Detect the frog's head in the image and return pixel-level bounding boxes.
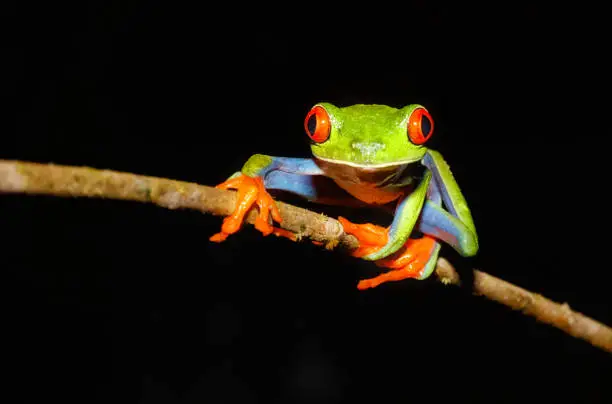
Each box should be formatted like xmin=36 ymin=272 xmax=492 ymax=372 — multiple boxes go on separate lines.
xmin=304 ymin=102 xmax=434 ymax=168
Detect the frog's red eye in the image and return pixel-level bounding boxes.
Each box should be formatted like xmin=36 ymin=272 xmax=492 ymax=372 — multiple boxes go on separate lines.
xmin=304 ymin=105 xmax=331 ymax=143
xmin=407 ymin=107 xmax=434 ymax=145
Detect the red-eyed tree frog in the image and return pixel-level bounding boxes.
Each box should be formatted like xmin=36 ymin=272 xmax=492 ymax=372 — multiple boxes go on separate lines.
xmin=210 ymin=103 xmax=478 ymax=290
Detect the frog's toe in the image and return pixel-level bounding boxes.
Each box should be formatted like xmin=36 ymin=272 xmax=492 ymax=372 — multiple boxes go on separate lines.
xmin=271 ymin=226 xmax=298 ymax=241
xmin=209 ymin=232 xmax=229 ymax=243
xmin=253 ymin=177 xmax=283 ymax=236
xmin=210 ymin=210 xmax=252 ymax=243
xmin=254 ymin=216 xmax=273 ymax=236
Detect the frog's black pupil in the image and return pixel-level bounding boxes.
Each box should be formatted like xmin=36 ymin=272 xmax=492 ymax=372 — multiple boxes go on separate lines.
xmin=307 ymin=114 xmax=317 ymax=135
xmin=421 ymin=115 xmax=431 ymax=136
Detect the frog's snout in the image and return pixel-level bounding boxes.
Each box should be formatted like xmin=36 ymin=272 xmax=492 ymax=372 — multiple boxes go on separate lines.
xmin=351 ymin=142 xmax=385 ymax=163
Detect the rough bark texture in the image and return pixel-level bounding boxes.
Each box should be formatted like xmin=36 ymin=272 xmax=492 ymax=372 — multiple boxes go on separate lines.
xmin=1 ymin=159 xmax=611 ymax=354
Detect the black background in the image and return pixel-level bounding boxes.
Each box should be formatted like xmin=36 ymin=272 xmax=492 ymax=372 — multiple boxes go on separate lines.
xmin=4 ymin=2 xmax=611 ymax=403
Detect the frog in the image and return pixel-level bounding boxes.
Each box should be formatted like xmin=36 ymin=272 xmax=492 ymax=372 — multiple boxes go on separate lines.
xmin=210 ymin=102 xmax=478 ymax=290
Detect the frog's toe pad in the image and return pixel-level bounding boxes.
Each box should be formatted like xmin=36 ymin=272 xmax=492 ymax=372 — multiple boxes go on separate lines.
xmin=209 ymin=232 xmax=229 ymax=243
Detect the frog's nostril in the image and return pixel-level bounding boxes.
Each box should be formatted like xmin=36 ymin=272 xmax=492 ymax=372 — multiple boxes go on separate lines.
xmin=352 ymin=142 xmax=385 ymax=161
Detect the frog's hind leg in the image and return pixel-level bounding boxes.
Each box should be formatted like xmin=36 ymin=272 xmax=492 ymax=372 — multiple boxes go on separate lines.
xmin=356 ymin=236 xmax=441 ymax=290
xmin=357 ymin=173 xmax=479 ymax=290
xmin=353 ymin=172 xmax=444 ymax=290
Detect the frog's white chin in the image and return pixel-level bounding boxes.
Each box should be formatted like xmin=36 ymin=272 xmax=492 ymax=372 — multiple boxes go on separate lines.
xmin=314 ymin=156 xmax=420 ymax=169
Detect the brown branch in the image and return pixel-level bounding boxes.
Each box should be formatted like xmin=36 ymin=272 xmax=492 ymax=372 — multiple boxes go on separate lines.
xmin=435 ymin=258 xmax=612 ymax=354
xmin=1 ymin=159 xmax=611 ymax=354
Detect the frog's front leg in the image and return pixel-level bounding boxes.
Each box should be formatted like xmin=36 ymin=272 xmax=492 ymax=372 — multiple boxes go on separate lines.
xmin=211 ymin=154 xmax=370 ymax=242
xmin=210 ymin=155 xmax=325 ymax=242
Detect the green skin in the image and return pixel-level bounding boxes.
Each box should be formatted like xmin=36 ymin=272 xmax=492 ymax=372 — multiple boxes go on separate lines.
xmin=230 ymin=103 xmax=478 ymax=280
xmin=311 ymin=103 xmax=428 ymax=165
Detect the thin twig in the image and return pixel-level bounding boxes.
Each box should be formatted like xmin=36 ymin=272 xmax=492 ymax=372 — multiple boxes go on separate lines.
xmin=1 ymin=159 xmax=611 ymax=354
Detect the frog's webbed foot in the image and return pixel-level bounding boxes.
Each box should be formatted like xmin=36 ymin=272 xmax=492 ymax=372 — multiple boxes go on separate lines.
xmin=210 ymin=174 xmax=294 ymax=242
xmin=357 ymin=236 xmax=437 ymax=290
xmin=337 ymin=216 xmax=389 ymax=258
xmin=338 ymin=216 xmax=438 ymax=290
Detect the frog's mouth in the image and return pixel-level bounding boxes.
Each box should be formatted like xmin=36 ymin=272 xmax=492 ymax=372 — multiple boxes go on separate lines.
xmin=315 ymin=156 xmax=421 ymax=169
xmin=314 ymin=156 xmax=421 ymax=186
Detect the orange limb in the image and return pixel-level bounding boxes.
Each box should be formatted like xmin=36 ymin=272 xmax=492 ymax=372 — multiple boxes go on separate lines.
xmin=357 ymin=236 xmax=437 ymax=290
xmin=209 ymin=174 xmax=283 ymax=242
xmin=337 ymin=216 xmax=437 ymax=290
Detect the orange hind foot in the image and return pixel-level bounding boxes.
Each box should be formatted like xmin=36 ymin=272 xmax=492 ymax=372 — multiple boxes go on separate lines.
xmin=338 ymin=216 xmax=436 ymax=290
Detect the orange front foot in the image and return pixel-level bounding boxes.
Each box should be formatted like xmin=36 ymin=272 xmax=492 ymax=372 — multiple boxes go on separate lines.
xmin=210 ymin=174 xmax=287 ymax=242
xmin=338 ymin=216 xmax=389 ymax=258
xmin=357 ymin=236 xmax=437 ymax=290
